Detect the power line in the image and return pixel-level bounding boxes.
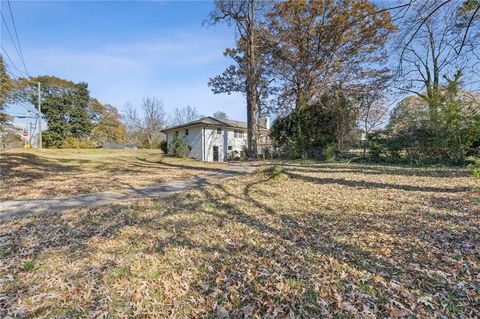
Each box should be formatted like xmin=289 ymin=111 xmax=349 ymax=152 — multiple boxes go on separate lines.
xmin=20 ymin=104 xmax=37 ymax=114
xmin=17 ymin=98 xmax=38 ymax=112
xmin=4 ymin=59 xmax=27 ymax=80
xmin=8 ymin=112 xmax=35 ymax=116
xmin=4 ymin=89 xmax=38 ymax=113
xmin=10 ymin=115 xmax=37 ymax=119
xmin=4 ymin=66 xmax=19 ymax=79
xmin=0 ymin=11 xmax=26 ymax=75
xmin=6 ymin=0 xmax=29 ymax=76
xmin=1 ymin=45 xmax=28 ymax=77
xmin=12 ymin=102 xmax=37 ymax=114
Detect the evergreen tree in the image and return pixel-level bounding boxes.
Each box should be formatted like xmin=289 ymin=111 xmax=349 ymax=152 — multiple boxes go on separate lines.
xmin=18 ymin=76 xmax=93 ymax=147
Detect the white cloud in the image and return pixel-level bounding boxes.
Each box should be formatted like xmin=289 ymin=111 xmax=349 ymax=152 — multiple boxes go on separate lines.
xmin=8 ymin=29 xmax=244 ymax=121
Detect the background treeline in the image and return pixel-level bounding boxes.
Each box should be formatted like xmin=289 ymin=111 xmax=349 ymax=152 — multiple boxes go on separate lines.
xmin=0 ymin=57 xmax=224 ymax=149
xmin=208 ymin=0 xmax=480 ymax=165
xmin=5 ymin=75 xmax=127 ymax=148
xmin=2 ymin=0 xmax=479 ymax=166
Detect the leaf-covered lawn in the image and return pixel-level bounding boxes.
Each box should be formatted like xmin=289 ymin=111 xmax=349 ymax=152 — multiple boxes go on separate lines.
xmin=0 ymin=163 xmax=478 ymax=318
xmin=0 ymin=149 xmax=228 ymax=200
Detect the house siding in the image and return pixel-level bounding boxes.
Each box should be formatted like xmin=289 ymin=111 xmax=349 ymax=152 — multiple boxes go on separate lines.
xmin=202 ymin=127 xmax=247 ymax=162
xmin=204 ymin=127 xmax=224 ymax=162
xmin=165 ymin=124 xmax=264 ymax=162
xmin=225 ymin=129 xmax=246 ymax=158
xmin=166 ymin=125 xmax=204 ymax=161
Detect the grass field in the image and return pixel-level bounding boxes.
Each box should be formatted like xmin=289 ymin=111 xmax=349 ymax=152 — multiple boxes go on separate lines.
xmin=0 ymin=149 xmax=228 ymax=200
xmin=0 ymin=161 xmax=478 ymax=318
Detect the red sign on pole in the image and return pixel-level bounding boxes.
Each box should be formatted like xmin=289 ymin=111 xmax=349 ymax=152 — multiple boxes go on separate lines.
xmin=23 ymin=131 xmax=29 ymax=137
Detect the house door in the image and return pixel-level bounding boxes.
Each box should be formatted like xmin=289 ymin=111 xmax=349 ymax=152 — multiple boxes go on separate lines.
xmin=213 ymin=146 xmax=219 ymax=161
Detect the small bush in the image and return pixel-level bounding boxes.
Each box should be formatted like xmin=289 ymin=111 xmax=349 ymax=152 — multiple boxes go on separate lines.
xmin=267 ymin=165 xmax=287 ymax=179
xmin=42 ymin=131 xmax=62 ymax=148
xmin=159 ymin=140 xmax=168 ymax=154
xmin=368 ymin=141 xmax=384 ymax=162
xmin=325 ymin=144 xmax=336 ymax=161
xmin=61 ymin=137 xmax=95 ymax=149
xmin=261 ymin=147 xmax=272 ymax=160
xmin=468 ymin=158 xmax=480 ymax=179
xmin=170 ymin=137 xmax=189 ymax=158
xmin=240 ymin=145 xmax=248 ymax=160
xmin=226 ymin=150 xmax=241 ymax=161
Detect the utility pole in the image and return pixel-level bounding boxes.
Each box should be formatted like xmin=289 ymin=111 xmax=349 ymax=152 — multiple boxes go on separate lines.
xmin=37 ymin=82 xmax=42 ymax=149
xmin=29 ymin=122 xmax=33 ymax=146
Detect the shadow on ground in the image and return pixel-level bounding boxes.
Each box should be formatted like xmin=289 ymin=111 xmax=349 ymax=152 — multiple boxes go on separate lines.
xmin=0 ymin=162 xmax=478 ymax=318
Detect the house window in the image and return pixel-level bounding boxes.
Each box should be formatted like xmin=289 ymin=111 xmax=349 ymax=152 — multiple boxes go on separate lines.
xmin=216 ymin=128 xmax=222 ymax=134
xmin=228 ymin=146 xmax=233 ymax=151
xmin=185 ymin=129 xmax=189 ymax=136
xmin=175 ymin=131 xmax=179 ymax=137
xmin=234 ymin=130 xmax=243 ymax=138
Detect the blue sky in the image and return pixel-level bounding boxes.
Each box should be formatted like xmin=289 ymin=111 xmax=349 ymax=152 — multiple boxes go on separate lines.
xmin=1 ymin=0 xmax=245 ymax=128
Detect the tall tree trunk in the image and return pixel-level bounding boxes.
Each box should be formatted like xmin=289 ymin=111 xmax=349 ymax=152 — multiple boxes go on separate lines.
xmin=246 ymin=0 xmax=257 ymax=159
xmin=246 ymin=78 xmax=257 ymax=159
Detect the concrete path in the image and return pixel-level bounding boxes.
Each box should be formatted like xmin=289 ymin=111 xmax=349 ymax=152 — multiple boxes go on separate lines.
xmin=0 ymin=166 xmax=255 ymax=222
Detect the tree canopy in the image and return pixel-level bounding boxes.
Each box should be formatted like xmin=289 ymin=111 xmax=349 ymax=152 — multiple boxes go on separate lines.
xmin=264 ymin=0 xmax=395 ymax=112
xmin=89 ymin=99 xmax=126 ymax=146
xmin=16 ymin=76 xmax=91 ymax=147
xmin=0 ymin=56 xmax=13 ymax=126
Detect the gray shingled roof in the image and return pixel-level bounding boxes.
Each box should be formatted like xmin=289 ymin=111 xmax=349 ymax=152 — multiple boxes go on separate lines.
xmin=163 ymin=116 xmax=265 ymax=132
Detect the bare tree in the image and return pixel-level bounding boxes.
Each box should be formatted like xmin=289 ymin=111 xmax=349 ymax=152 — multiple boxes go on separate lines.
xmin=395 ymin=0 xmax=480 ymax=106
xmin=357 ymin=89 xmax=389 ymax=155
xmin=169 ymin=105 xmax=201 ymax=126
xmin=124 ymin=97 xmax=166 ymax=148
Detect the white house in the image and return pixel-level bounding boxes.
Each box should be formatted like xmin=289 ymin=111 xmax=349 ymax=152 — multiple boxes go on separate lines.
xmin=163 ymin=116 xmax=270 ymax=162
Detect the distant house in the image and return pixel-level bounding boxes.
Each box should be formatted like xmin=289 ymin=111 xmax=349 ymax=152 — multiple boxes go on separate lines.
xmin=163 ymin=116 xmax=270 ymax=162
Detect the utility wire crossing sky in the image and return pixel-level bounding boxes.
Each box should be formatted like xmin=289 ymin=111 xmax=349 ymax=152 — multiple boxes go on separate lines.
xmin=1 ymin=0 xmax=246 ymax=128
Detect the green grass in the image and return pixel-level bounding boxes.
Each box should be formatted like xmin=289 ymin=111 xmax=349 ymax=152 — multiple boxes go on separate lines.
xmin=21 ymin=261 xmax=35 ymax=271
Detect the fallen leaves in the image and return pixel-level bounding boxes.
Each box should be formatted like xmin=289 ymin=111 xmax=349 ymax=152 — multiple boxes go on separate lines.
xmin=0 ymin=149 xmax=230 ymax=200
xmin=0 ymin=162 xmax=478 ymax=317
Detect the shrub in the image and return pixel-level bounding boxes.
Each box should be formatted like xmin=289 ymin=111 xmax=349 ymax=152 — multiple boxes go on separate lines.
xmin=226 ymin=150 xmax=241 ymax=161
xmin=261 ymin=147 xmax=272 ymax=160
xmin=266 ymin=165 xmax=286 ymax=179
xmin=270 ymin=103 xmax=337 ymax=159
xmin=61 ymin=137 xmax=95 ymax=149
xmin=325 ymin=144 xmax=336 ymax=161
xmin=170 ymin=137 xmax=188 ymax=158
xmin=368 ymin=141 xmax=383 ymax=162
xmin=468 ymin=158 xmax=480 ymax=179
xmin=42 ymin=131 xmax=62 ymax=148
xmin=240 ymin=145 xmax=248 ymax=160
xmin=159 ymin=140 xmax=168 ymax=154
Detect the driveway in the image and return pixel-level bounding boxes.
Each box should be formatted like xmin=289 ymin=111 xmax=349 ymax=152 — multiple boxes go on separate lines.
xmin=0 ymin=165 xmax=255 ymax=222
